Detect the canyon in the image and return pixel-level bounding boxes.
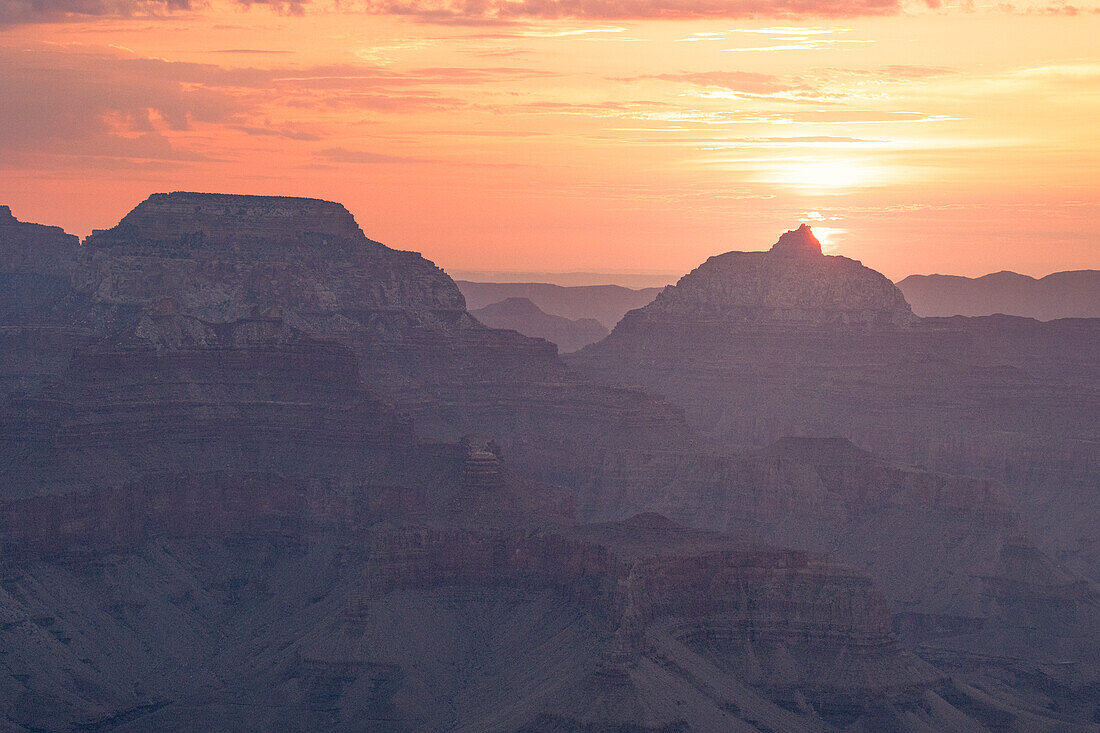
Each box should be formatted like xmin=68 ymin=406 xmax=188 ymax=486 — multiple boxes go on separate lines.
xmin=0 ymin=196 xmax=1096 ymax=730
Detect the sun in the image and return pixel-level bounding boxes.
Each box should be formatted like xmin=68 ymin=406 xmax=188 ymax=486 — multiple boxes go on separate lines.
xmin=767 ymin=158 xmax=877 ymax=192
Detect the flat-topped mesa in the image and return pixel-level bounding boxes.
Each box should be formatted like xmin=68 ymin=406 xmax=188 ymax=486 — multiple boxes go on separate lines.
xmin=0 ymin=205 xmax=17 ymax=225
xmin=618 ymin=225 xmax=915 ymax=329
xmin=769 ymin=223 xmax=823 ymax=257
xmin=85 ymin=192 xmax=369 ymax=254
xmin=73 ymin=191 xmax=473 ymax=326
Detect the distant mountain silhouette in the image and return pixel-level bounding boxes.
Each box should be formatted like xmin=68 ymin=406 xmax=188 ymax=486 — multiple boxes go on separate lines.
xmin=897 ymin=270 xmax=1100 ymax=320
xmin=457 ymin=280 xmax=661 ymax=329
xmin=471 ymin=296 xmax=609 ymax=353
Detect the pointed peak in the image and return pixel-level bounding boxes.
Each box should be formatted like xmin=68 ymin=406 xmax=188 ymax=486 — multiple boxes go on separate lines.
xmin=770 ymin=224 xmax=822 ymax=256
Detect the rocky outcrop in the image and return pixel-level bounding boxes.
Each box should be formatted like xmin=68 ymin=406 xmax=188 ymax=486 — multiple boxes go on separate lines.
xmin=0 ymin=206 xmax=83 ymax=338
xmin=79 ymin=192 xmax=469 ymax=329
xmin=570 ymin=407 xmax=1099 ymax=721
xmin=569 ymin=229 xmax=1100 ymax=723
xmin=0 ymin=205 xmax=77 ymax=279
xmin=471 ymin=296 xmax=610 ymax=352
xmin=572 ymin=227 xmax=1098 ymax=471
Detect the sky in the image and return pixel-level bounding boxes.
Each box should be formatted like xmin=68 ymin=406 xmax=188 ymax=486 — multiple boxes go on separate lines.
xmin=1 ymin=0 xmax=1098 ymax=281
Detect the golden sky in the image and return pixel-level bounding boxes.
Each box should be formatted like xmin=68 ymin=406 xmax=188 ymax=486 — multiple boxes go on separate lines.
xmin=1 ymin=0 xmax=1098 ymax=279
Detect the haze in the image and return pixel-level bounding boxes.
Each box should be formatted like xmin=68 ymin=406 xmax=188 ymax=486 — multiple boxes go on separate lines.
xmin=2 ymin=0 xmax=1098 ymax=280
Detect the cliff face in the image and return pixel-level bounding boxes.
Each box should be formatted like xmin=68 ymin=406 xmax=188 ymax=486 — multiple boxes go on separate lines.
xmin=0 ymin=194 xmax=692 ymax=502
xmin=573 ymin=227 xmax=1097 ymax=468
xmin=567 ymin=227 xmax=1100 ymax=720
xmin=0 ymin=206 xmax=84 ymax=335
xmin=0 ymin=205 xmax=77 ymax=278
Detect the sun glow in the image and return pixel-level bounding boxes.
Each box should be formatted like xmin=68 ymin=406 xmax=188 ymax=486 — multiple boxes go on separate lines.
xmin=808 ymin=226 xmax=846 ymax=252
xmin=767 ymin=158 xmax=878 ymax=191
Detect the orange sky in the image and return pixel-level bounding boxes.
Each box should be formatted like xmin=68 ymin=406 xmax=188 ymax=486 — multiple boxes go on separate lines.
xmin=1 ymin=0 xmax=1098 ymax=280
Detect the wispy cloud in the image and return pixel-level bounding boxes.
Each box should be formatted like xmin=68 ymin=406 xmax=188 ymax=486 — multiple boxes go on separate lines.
xmin=314 ymin=147 xmax=431 ymax=163
xmin=363 ymin=0 xmax=899 ymax=23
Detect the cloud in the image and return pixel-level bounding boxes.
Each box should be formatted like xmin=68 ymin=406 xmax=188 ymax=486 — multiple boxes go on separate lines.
xmin=0 ymin=47 xmax=244 ymax=166
xmin=0 ymin=42 xmax=584 ymax=171
xmin=314 ymin=147 xmax=431 ymax=163
xmin=0 ymin=0 xmax=313 ymax=24
xmin=365 ymin=0 xmax=900 ymax=21
xmin=619 ymin=65 xmax=961 ymax=107
xmin=230 ymin=124 xmax=322 ymax=140
xmin=213 ymin=48 xmax=295 ymax=54
xmin=644 ymin=71 xmax=804 ymax=95
xmin=0 ymin=0 xmax=189 ymax=25
xmin=1 ymin=0 xmax=900 ymax=24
